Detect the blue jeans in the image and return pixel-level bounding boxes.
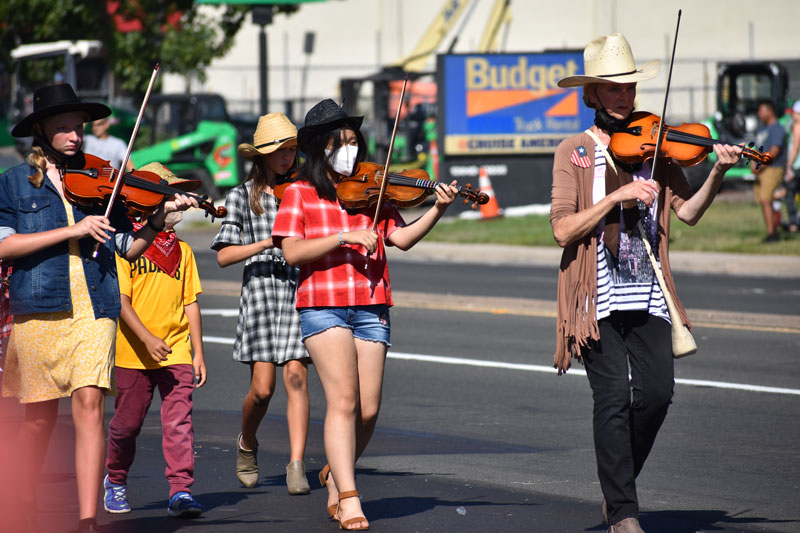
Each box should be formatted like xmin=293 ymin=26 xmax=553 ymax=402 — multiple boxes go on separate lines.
xmin=582 ymin=311 xmax=674 ymax=525
xmin=299 ymin=305 xmax=391 ymax=346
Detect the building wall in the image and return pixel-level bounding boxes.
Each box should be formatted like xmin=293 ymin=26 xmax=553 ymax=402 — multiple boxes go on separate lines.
xmin=162 ymin=0 xmax=800 ymax=121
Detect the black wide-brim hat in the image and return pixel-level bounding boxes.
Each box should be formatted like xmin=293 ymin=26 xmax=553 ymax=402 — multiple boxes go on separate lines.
xmin=297 ymin=99 xmax=363 ymax=152
xmin=12 ymin=83 xmax=111 ymax=138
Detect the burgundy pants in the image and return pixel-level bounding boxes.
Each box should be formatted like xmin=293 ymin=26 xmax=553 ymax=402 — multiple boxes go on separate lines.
xmin=106 ymin=365 xmax=195 ymax=497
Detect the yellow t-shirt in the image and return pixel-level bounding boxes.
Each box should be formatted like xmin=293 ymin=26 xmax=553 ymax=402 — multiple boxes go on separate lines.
xmin=115 ymin=240 xmax=202 ymax=370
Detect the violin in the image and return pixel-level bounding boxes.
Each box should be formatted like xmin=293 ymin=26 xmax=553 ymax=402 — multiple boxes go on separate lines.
xmin=62 ymin=153 xmax=227 ymax=219
xmin=336 ymin=161 xmax=489 ymax=209
xmin=272 ymin=172 xmax=298 ymax=201
xmin=609 ymin=111 xmax=773 ymax=168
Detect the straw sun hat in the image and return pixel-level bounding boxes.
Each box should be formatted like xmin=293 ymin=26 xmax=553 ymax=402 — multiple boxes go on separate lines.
xmin=557 ymin=33 xmax=660 ymax=88
xmin=238 ymin=113 xmax=298 ymax=159
xmin=139 ymin=161 xmax=201 ymax=193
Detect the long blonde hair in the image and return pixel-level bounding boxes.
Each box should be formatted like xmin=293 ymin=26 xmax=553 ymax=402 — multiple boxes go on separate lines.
xmin=25 ymin=146 xmax=48 ymax=188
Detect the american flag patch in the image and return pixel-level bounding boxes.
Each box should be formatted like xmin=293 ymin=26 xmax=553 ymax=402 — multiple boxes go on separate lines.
xmin=570 ymin=145 xmax=591 ymax=168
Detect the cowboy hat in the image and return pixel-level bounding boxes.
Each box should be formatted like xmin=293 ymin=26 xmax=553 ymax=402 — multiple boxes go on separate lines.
xmin=12 ymin=83 xmax=111 ymax=138
xmin=557 ymin=33 xmax=660 ymax=88
xmin=297 ymin=99 xmax=363 ymax=152
xmin=139 ymin=162 xmax=201 ymax=193
xmin=238 ymin=113 xmax=298 ymax=159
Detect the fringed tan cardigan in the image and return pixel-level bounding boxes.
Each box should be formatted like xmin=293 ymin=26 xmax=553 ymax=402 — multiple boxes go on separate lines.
xmin=550 ymin=132 xmax=693 ymax=374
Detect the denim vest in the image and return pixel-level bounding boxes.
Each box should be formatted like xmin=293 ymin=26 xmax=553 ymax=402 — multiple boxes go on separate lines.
xmin=0 ymin=162 xmax=133 ymax=319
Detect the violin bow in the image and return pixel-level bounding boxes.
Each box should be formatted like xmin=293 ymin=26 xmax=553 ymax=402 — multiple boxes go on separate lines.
xmin=650 ymin=10 xmax=681 ymax=183
xmin=92 ymin=64 xmax=160 ymax=257
xmin=364 ymin=75 xmax=409 ymax=268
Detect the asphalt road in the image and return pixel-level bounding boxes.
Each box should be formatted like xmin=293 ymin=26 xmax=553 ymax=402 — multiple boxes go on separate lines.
xmin=1 ymin=244 xmax=798 ymax=533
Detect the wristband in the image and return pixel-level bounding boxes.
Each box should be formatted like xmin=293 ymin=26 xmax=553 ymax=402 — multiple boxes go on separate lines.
xmin=146 ymin=216 xmax=165 ymax=233
xmin=338 ymin=230 xmax=344 ymax=246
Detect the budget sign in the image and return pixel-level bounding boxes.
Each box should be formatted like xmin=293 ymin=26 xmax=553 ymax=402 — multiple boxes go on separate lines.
xmin=438 ymin=52 xmax=594 ymax=156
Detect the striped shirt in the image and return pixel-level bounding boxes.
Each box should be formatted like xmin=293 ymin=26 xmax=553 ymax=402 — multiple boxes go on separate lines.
xmin=593 ymin=145 xmax=669 ymax=322
xmin=271 ymin=181 xmax=405 ymax=308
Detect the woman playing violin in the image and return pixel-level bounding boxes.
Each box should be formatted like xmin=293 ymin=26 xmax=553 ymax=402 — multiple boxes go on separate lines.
xmin=0 ymin=83 xmax=198 ymax=533
xmin=550 ymin=35 xmax=742 ymax=533
xmin=271 ymin=99 xmax=458 ymax=531
xmin=211 ymin=113 xmax=313 ymax=495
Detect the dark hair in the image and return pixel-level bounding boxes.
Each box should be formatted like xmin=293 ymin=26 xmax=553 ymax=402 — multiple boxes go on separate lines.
xmin=247 ymin=153 xmax=297 ymax=216
xmin=758 ymin=99 xmax=778 ymax=117
xmin=297 ymin=125 xmax=366 ymax=202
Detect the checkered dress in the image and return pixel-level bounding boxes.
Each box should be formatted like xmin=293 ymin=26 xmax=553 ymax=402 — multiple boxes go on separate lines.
xmin=210 ymin=182 xmax=306 ymax=364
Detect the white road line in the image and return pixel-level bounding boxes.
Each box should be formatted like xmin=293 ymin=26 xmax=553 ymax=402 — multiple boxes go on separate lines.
xmin=203 ymin=309 xmax=239 ymax=317
xmin=200 ymin=335 xmax=800 ymax=397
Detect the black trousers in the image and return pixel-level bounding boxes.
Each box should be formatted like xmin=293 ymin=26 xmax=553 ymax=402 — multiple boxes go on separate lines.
xmin=582 ymin=311 xmax=674 ymax=525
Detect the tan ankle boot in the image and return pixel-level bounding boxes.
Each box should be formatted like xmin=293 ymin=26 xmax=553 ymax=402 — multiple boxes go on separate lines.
xmin=236 ymin=433 xmax=259 ymax=488
xmin=286 ymin=460 xmax=311 ymax=495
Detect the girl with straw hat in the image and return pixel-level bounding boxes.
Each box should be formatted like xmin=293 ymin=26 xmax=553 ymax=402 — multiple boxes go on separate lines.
xmin=550 ymin=34 xmax=742 ymax=533
xmin=210 ymin=113 xmax=312 ymax=496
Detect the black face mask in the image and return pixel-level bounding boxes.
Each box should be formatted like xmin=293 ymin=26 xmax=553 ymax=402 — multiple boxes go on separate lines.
xmin=594 ymin=107 xmax=631 ymax=134
xmin=593 ymin=108 xmax=642 ymax=173
xmin=33 ymin=132 xmax=78 ymax=169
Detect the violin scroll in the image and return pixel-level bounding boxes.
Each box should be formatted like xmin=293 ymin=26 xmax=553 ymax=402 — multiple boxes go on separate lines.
xmin=460 ymin=182 xmax=489 ymax=209
xmin=745 ymin=142 xmax=773 ymax=169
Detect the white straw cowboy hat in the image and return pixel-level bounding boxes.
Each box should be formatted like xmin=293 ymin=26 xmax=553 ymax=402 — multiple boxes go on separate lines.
xmin=557 ymin=33 xmax=660 ymax=88
xmin=238 ymin=113 xmax=298 ymax=159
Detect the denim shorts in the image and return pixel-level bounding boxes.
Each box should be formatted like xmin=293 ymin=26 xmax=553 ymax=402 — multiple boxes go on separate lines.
xmin=299 ymin=305 xmax=391 ymax=346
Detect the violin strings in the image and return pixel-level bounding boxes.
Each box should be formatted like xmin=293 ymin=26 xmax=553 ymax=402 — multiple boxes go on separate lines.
xmin=121 ymin=173 xmax=207 ymax=203
xmin=386 ymin=173 xmax=468 ymax=195
xmin=665 ymin=130 xmax=762 ymax=160
xmin=664 ymin=129 xmax=717 ymax=147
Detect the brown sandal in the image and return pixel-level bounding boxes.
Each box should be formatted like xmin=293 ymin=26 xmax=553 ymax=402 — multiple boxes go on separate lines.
xmin=318 ymin=465 xmax=337 ymax=519
xmin=337 ymin=490 xmax=368 ymax=531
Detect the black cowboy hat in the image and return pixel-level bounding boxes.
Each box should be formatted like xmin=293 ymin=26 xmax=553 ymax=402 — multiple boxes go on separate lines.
xmin=12 ymin=83 xmax=111 ymax=138
xmin=297 ymin=99 xmax=363 ymax=152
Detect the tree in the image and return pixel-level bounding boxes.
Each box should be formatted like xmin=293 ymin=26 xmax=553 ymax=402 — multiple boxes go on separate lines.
xmin=0 ymin=1 xmax=300 ymax=95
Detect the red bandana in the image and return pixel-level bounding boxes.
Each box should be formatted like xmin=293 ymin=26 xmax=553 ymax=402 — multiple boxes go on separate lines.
xmin=133 ymin=222 xmax=182 ymax=276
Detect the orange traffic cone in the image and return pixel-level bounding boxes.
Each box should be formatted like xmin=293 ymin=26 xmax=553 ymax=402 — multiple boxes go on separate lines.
xmin=478 ymin=166 xmax=502 ymax=219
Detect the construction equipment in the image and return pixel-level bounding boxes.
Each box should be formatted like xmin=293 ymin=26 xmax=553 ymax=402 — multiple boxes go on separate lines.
xmin=686 ymin=60 xmax=800 ymax=188
xmin=3 ymin=40 xmax=252 ymax=197
xmin=130 ymin=93 xmax=253 ymax=199
xmin=340 ymin=0 xmax=511 ymax=178
xmin=5 ymin=40 xmax=137 ymax=152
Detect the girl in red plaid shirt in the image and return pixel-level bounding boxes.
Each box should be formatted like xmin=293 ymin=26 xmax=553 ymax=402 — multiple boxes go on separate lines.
xmin=272 ymin=99 xmax=458 ymax=531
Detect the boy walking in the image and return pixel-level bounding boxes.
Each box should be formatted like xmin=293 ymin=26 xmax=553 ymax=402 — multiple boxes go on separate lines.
xmin=104 ymin=163 xmax=207 ymax=518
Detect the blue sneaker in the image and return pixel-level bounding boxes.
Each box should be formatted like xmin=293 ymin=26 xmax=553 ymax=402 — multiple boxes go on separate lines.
xmin=167 ymin=491 xmax=203 ymax=518
xmin=103 ymin=474 xmax=131 ymax=514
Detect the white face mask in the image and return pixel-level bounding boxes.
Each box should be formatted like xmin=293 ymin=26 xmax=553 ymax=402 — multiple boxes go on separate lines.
xmin=325 ymin=144 xmax=358 ymax=176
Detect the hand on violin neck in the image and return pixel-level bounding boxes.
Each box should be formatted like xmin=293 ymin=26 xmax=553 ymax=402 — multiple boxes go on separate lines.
xmin=432 ymin=180 xmax=459 ymax=211
xmin=711 ymin=143 xmax=744 ymax=173
xmin=162 ymin=193 xmax=200 ymax=215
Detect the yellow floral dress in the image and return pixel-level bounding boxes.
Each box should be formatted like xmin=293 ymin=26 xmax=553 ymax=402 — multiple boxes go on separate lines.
xmin=2 ymin=196 xmax=116 ymax=403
